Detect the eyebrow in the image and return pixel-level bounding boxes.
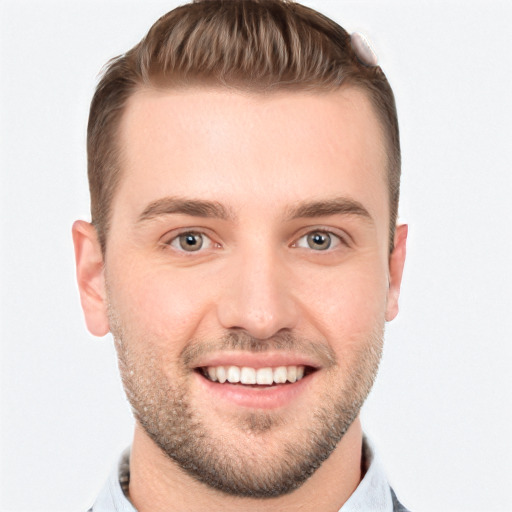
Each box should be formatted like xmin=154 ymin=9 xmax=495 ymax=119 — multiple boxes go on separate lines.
xmin=285 ymin=197 xmax=373 ymax=223
xmin=137 ymin=197 xmax=233 ymax=222
xmin=137 ymin=195 xmax=372 ymax=225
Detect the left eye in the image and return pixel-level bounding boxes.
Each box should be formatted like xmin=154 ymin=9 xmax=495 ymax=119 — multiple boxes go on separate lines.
xmin=295 ymin=231 xmax=341 ymax=251
xmin=169 ymin=232 xmax=212 ymax=252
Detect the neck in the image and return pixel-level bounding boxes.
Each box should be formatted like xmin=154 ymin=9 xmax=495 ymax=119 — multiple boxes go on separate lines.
xmin=128 ymin=418 xmax=363 ymax=512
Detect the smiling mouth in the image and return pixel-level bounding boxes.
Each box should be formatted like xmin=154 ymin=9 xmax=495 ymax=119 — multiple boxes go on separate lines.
xmin=197 ymin=365 xmax=317 ymax=386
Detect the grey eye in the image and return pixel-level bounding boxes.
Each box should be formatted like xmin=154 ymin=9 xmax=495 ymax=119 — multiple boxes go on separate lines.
xmin=306 ymin=232 xmax=332 ymax=250
xmin=167 ymin=231 xmax=215 ymax=253
xmin=177 ymin=233 xmax=204 ymax=251
xmin=294 ymin=230 xmax=343 ymax=251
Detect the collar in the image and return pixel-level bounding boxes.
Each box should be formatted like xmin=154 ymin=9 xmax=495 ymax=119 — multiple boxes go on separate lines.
xmin=90 ymin=437 xmax=393 ymax=512
xmin=88 ymin=447 xmax=136 ymax=512
xmin=340 ymin=436 xmax=394 ymax=511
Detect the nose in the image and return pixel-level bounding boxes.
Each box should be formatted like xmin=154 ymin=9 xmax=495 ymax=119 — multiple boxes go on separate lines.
xmin=216 ymin=248 xmax=299 ymax=340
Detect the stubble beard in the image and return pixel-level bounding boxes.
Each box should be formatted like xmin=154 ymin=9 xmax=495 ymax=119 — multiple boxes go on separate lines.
xmin=109 ymin=308 xmax=384 ymax=498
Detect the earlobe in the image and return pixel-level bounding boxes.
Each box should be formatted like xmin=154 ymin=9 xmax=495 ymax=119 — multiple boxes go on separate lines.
xmin=72 ymin=220 xmax=110 ymax=336
xmin=385 ymin=223 xmax=408 ymax=322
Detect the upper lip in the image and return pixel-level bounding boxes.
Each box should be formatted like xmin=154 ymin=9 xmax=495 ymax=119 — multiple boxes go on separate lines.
xmin=191 ymin=351 xmax=323 ymax=370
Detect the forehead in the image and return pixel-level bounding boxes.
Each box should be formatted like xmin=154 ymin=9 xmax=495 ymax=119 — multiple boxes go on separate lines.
xmin=114 ymin=86 xmax=389 ymax=226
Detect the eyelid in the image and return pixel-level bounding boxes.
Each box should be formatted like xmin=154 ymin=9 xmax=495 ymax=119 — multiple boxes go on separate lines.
xmin=162 ymin=228 xmax=220 ymax=253
xmin=292 ymin=227 xmax=351 ymax=249
xmin=160 ymin=225 xmax=351 ymax=252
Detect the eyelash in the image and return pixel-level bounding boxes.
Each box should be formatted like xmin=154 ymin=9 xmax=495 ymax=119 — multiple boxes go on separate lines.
xmin=165 ymin=230 xmax=217 ymax=253
xmin=162 ymin=228 xmax=349 ymax=254
xmin=292 ymin=230 xmax=347 ymax=251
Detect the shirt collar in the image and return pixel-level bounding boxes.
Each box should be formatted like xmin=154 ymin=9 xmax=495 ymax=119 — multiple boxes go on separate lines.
xmin=89 ymin=447 xmax=136 ymax=512
xmin=339 ymin=436 xmax=394 ymax=512
xmin=90 ymin=437 xmax=393 ymax=512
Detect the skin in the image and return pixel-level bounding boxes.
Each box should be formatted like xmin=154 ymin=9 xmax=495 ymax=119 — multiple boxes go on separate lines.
xmin=73 ymin=87 xmax=407 ymax=512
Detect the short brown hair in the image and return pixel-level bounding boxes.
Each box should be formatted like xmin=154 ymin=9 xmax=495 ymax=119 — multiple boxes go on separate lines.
xmin=87 ymin=0 xmax=400 ymax=254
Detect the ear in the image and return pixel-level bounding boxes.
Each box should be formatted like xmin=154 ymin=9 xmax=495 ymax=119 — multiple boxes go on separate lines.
xmin=385 ymin=223 xmax=408 ymax=322
xmin=72 ymin=220 xmax=110 ymax=336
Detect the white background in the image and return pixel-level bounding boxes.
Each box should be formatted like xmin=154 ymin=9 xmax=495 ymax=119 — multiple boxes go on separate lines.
xmin=1 ymin=1 xmax=511 ymax=511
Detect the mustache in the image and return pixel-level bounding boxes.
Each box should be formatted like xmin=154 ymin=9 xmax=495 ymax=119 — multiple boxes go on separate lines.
xmin=181 ymin=330 xmax=337 ymax=368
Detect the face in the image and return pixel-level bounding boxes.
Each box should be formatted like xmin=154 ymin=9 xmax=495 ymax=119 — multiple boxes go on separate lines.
xmin=74 ymin=87 xmax=407 ymax=497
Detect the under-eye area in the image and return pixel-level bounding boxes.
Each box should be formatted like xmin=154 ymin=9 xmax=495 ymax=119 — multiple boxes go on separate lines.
xmin=197 ymin=365 xmax=317 ymax=386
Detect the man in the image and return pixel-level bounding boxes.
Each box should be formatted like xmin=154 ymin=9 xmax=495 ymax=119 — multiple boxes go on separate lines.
xmin=73 ymin=0 xmax=409 ymax=510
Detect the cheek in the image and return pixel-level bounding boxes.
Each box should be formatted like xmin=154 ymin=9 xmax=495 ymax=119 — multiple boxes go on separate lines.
xmin=108 ymin=265 xmax=216 ymax=347
xmin=298 ymin=262 xmax=389 ymax=341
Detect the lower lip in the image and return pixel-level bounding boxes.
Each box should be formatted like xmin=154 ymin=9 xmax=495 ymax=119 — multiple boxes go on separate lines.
xmin=195 ymin=371 xmax=314 ymax=410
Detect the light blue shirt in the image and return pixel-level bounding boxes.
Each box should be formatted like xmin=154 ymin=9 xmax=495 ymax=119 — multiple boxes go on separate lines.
xmin=89 ymin=439 xmax=395 ymax=512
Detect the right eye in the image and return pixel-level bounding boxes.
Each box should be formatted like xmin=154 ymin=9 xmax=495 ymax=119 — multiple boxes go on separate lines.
xmin=168 ymin=232 xmax=212 ymax=252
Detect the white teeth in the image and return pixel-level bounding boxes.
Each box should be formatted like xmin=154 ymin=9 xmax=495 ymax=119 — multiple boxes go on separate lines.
xmin=273 ymin=366 xmax=287 ymax=384
xmin=227 ymin=366 xmax=241 ymax=383
xmin=240 ymin=367 xmax=256 ymax=384
xmin=287 ymin=366 xmax=297 ymax=383
xmin=203 ymin=365 xmax=308 ymax=385
xmin=216 ymin=366 xmax=227 ymax=383
xmin=256 ymin=367 xmax=273 ymax=385
xmin=207 ymin=367 xmax=218 ymax=382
